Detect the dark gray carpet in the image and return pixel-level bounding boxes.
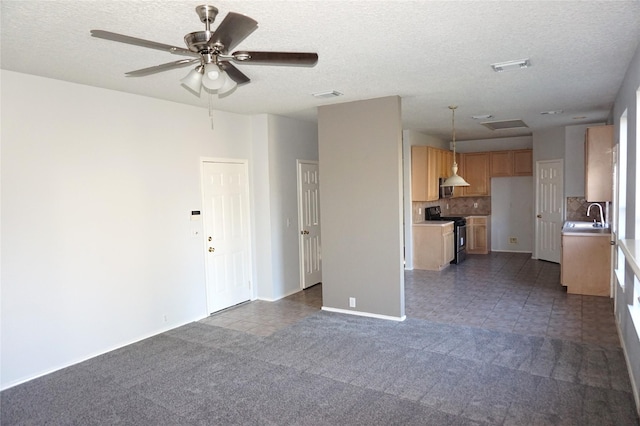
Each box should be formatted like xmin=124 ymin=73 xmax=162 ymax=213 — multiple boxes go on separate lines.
xmin=2 ymin=311 xmax=639 ymax=425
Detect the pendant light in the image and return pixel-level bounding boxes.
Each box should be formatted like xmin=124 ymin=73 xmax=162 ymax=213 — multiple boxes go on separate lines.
xmin=441 ymin=105 xmax=470 ymax=187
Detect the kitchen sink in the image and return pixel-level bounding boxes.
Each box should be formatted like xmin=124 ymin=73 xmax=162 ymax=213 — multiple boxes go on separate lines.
xmin=562 ymin=221 xmax=611 ymax=235
xmin=564 ymin=221 xmax=609 ymax=229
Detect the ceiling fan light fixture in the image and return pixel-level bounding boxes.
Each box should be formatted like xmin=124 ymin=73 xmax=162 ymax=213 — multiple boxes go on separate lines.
xmin=218 ymin=74 xmax=238 ymax=96
xmin=202 ymin=63 xmax=226 ymax=90
xmin=180 ymin=66 xmax=204 ymax=95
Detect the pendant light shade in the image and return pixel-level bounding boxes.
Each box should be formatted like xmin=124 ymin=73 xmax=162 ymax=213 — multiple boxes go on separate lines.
xmin=180 ymin=66 xmax=204 ymax=95
xmin=441 ymin=105 xmax=470 ymax=187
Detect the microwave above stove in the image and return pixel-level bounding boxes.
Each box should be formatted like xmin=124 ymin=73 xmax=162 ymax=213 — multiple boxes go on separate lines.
xmin=439 ymin=177 xmax=453 ymax=199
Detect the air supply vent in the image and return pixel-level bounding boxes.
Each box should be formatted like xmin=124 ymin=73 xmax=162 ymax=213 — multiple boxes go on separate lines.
xmin=480 ymin=119 xmax=529 ymax=131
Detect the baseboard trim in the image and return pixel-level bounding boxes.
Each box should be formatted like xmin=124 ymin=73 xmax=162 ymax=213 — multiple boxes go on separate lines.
xmin=490 ymin=249 xmax=533 ymax=254
xmin=0 ymin=315 xmax=206 ymax=391
xmin=616 ymin=316 xmax=640 ymax=417
xmin=256 ymin=287 xmax=302 ymax=302
xmin=321 ymin=306 xmax=406 ymax=322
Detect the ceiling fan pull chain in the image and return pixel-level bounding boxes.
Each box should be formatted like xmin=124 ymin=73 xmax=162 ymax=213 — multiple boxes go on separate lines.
xmin=208 ymin=92 xmax=215 ymax=130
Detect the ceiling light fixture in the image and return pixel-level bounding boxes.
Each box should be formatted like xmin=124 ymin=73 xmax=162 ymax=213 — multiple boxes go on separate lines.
xmin=472 ymin=114 xmax=493 ymax=120
xmin=491 ymin=58 xmax=531 ymax=72
xmin=441 ymin=106 xmax=470 ymax=188
xmin=540 ymin=110 xmax=563 ymax=115
xmin=312 ymin=90 xmax=343 ymax=99
xmin=201 ymin=63 xmax=227 ymax=90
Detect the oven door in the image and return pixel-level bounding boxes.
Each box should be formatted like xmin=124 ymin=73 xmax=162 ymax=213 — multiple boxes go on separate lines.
xmin=457 ymin=224 xmax=467 ymax=251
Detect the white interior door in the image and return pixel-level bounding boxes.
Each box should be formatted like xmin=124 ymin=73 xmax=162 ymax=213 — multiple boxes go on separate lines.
xmin=202 ymin=161 xmax=252 ymax=313
xmin=297 ymin=161 xmax=322 ymax=289
xmin=535 ymin=159 xmax=564 ymax=263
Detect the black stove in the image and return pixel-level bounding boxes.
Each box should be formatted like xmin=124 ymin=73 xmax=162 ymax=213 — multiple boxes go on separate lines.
xmin=426 ymin=206 xmax=465 ymax=224
xmin=425 ymin=206 xmax=467 ymax=264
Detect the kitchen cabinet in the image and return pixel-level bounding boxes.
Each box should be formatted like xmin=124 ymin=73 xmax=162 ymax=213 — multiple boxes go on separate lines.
xmin=585 ymin=125 xmax=613 ymax=202
xmin=490 ymin=151 xmax=513 ymax=177
xmin=411 ymin=146 xmax=437 ymax=202
xmin=489 ymin=149 xmax=532 ymax=177
xmin=513 ymin=149 xmax=533 ymax=176
xmin=460 ymin=152 xmax=490 ymax=196
xmin=439 ymin=149 xmax=454 ymax=179
xmin=413 ymin=222 xmax=455 ymax=270
xmin=561 ymin=233 xmax=611 ymax=296
xmin=411 ymin=146 xmax=455 ymax=201
xmin=467 ymin=215 xmax=491 ymax=254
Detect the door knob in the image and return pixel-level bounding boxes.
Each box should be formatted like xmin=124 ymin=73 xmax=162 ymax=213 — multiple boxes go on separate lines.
xmin=208 ymin=247 xmax=215 ymax=252
xmin=536 ymin=214 xmax=542 ymax=218
xmin=300 ymin=230 xmax=309 ymax=235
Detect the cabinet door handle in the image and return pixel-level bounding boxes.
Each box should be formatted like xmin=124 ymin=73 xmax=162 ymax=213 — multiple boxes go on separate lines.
xmin=536 ymin=214 xmax=542 ymax=218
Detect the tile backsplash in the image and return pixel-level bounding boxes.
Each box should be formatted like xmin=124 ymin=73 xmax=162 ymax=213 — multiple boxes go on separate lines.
xmin=566 ymin=197 xmax=607 ymax=222
xmin=413 ymin=196 xmax=491 ymax=222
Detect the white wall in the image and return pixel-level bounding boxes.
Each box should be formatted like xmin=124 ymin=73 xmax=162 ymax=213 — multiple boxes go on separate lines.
xmin=0 ymin=71 xmax=318 ymax=389
xmin=564 ymin=123 xmax=605 ymax=196
xmin=264 ymin=115 xmax=319 ymax=299
xmin=490 ymin=177 xmax=534 ymax=252
xmin=455 ymin=136 xmax=532 ymax=153
xmin=612 ymin=38 xmax=640 ymax=413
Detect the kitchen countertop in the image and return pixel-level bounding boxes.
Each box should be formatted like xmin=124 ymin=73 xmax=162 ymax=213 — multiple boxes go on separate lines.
xmin=414 ymin=220 xmax=454 ymax=226
xmin=561 ymin=221 xmax=612 ymax=236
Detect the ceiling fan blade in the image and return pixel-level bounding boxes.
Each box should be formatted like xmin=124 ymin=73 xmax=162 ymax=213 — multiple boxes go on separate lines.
xmin=208 ymin=12 xmax=258 ymax=52
xmin=232 ymin=51 xmax=318 ymax=66
xmin=125 ymin=58 xmax=200 ymax=77
xmin=219 ymin=62 xmax=251 ymax=85
xmin=91 ymin=30 xmax=199 ymax=57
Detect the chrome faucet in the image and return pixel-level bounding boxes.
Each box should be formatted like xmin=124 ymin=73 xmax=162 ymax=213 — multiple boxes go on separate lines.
xmin=587 ymin=203 xmax=605 ymax=227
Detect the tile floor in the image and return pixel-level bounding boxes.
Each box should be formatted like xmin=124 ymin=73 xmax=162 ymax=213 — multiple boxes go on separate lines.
xmin=203 ymin=252 xmax=620 ymax=347
xmin=202 ymin=283 xmax=323 ymax=336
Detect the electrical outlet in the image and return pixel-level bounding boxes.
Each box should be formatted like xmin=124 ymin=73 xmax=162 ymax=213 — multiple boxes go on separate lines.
xmin=509 ymin=237 xmax=518 ymax=244
xmin=473 ymin=202 xmax=478 ymax=208
xmin=349 ymin=297 xmax=356 ymax=308
xmin=418 ymin=207 xmax=422 ymax=215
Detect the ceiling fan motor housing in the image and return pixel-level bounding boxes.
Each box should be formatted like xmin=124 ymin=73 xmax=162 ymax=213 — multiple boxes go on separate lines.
xmin=184 ymin=31 xmax=214 ymax=53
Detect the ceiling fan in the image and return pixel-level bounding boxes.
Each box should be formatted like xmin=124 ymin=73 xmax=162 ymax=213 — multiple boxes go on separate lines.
xmin=91 ymin=5 xmax=318 ymax=97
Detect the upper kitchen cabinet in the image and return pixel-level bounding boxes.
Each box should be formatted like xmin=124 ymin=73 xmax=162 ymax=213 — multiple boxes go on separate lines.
xmin=489 ymin=151 xmax=513 ymax=177
xmin=411 ymin=146 xmax=439 ymax=201
xmin=585 ymin=125 xmax=613 ymax=202
xmin=489 ymin=149 xmax=533 ymax=177
xmin=513 ymin=149 xmax=533 ymax=176
xmin=460 ymin=152 xmax=490 ymax=196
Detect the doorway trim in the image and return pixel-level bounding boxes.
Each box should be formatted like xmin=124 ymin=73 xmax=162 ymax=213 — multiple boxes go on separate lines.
xmin=296 ymin=159 xmax=322 ymax=290
xmin=534 ymin=158 xmax=564 ymax=262
xmin=200 ymin=157 xmax=254 ymax=314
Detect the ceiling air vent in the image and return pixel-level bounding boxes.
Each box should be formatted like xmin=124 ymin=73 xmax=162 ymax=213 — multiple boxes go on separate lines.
xmin=480 ymin=119 xmax=529 ymax=131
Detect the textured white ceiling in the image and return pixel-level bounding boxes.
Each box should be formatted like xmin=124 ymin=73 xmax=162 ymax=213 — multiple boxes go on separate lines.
xmin=2 ymin=1 xmax=639 ymax=141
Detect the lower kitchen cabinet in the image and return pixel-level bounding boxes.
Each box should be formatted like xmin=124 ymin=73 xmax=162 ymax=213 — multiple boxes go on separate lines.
xmin=413 ymin=222 xmax=454 ymax=271
xmin=561 ymin=234 xmax=611 ymax=296
xmin=467 ymin=215 xmax=490 ymax=254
